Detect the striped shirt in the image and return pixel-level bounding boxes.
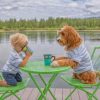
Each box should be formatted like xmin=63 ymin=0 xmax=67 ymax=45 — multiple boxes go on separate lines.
xmin=67 ymin=43 xmax=94 ymax=74
xmin=2 ymin=49 xmax=26 ymax=74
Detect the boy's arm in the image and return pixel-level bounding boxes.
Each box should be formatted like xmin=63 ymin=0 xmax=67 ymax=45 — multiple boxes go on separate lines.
xmin=19 ymin=52 xmax=32 ymax=67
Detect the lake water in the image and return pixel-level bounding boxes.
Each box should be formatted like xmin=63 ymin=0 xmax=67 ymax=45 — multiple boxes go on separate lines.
xmin=0 ymin=31 xmax=100 ymax=87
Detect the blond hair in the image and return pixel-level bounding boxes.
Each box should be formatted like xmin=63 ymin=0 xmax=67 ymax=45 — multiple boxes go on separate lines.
xmin=10 ymin=33 xmax=28 ymax=48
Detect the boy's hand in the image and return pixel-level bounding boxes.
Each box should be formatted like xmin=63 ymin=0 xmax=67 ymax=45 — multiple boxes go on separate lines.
xmin=20 ymin=52 xmax=32 ymax=67
xmin=26 ymin=52 xmax=32 ymax=57
xmin=23 ymin=46 xmax=33 ymax=55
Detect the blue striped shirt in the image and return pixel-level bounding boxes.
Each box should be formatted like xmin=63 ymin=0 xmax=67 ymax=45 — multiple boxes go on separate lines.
xmin=67 ymin=44 xmax=94 ymax=74
xmin=2 ymin=49 xmax=26 ymax=74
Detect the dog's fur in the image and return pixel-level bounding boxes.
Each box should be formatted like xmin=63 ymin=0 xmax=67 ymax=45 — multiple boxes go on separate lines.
xmin=52 ymin=25 xmax=99 ymax=84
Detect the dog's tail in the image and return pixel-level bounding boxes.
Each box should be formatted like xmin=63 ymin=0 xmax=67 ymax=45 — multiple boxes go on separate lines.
xmin=95 ymin=71 xmax=100 ymax=79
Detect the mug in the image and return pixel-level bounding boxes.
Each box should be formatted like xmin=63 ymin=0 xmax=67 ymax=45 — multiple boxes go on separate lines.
xmin=44 ymin=54 xmax=55 ymax=66
xmin=23 ymin=46 xmax=33 ymax=54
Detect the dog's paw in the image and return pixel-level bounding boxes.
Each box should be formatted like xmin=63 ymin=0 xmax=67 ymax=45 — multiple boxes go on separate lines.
xmin=51 ymin=61 xmax=60 ymax=67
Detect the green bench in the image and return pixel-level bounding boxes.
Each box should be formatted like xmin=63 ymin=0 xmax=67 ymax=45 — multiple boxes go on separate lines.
xmin=61 ymin=76 xmax=100 ymax=100
xmin=0 ymin=73 xmax=30 ymax=100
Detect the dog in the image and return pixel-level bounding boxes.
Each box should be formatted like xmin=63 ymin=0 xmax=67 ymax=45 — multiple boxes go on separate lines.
xmin=51 ymin=25 xmax=100 ymax=84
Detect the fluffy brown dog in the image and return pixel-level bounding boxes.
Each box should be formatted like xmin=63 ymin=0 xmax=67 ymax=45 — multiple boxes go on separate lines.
xmin=52 ymin=25 xmax=99 ymax=84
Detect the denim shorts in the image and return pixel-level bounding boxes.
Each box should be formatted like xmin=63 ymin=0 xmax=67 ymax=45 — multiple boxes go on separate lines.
xmin=2 ymin=72 xmax=22 ymax=86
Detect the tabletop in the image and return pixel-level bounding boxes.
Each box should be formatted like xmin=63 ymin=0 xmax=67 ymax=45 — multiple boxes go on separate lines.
xmin=21 ymin=61 xmax=70 ymax=74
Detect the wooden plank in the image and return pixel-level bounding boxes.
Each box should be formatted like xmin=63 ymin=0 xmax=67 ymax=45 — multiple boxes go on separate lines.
xmin=78 ymin=90 xmax=87 ymax=100
xmin=18 ymin=89 xmax=26 ymax=99
xmin=6 ymin=96 xmax=11 ymax=100
xmin=5 ymin=97 xmax=11 ymax=100
xmin=21 ymin=88 xmax=33 ymax=100
xmin=95 ymin=89 xmax=100 ymax=99
xmin=10 ymin=88 xmax=26 ymax=100
xmin=71 ymin=89 xmax=79 ymax=100
xmin=55 ymin=88 xmax=63 ymax=100
xmin=47 ymin=88 xmax=55 ymax=100
xmin=5 ymin=88 xmax=98 ymax=100
xmin=28 ymin=88 xmax=40 ymax=100
xmin=62 ymin=88 xmax=71 ymax=100
xmin=5 ymin=89 xmax=25 ymax=100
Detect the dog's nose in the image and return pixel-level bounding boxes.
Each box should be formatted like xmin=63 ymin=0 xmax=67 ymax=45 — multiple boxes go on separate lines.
xmin=57 ymin=37 xmax=61 ymax=42
xmin=57 ymin=39 xmax=60 ymax=42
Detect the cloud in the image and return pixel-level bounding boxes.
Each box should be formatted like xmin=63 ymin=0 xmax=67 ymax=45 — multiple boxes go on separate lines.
xmin=0 ymin=0 xmax=100 ymax=20
xmin=85 ymin=0 xmax=100 ymax=13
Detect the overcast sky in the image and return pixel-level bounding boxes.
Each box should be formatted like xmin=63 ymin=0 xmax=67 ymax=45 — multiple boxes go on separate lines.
xmin=0 ymin=0 xmax=100 ymax=20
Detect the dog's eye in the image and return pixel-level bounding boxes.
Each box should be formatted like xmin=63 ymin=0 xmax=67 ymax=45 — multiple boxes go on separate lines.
xmin=61 ymin=32 xmax=64 ymax=36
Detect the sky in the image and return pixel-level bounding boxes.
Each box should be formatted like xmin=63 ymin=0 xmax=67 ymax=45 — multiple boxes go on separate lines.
xmin=0 ymin=0 xmax=100 ymax=20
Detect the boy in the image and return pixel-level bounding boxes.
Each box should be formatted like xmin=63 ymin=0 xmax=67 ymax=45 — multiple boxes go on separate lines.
xmin=0 ymin=33 xmax=32 ymax=86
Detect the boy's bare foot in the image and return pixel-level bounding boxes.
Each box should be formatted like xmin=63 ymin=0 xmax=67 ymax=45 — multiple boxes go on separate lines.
xmin=0 ymin=80 xmax=9 ymax=86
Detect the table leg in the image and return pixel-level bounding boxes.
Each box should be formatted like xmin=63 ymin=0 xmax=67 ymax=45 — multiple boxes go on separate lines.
xmin=28 ymin=73 xmax=46 ymax=100
xmin=78 ymin=87 xmax=98 ymax=100
xmin=38 ymin=74 xmax=58 ymax=100
xmin=11 ymin=91 xmax=21 ymax=100
xmin=0 ymin=91 xmax=9 ymax=100
xmin=87 ymin=86 xmax=99 ymax=100
xmin=0 ymin=90 xmax=20 ymax=100
xmin=65 ymin=88 xmax=77 ymax=100
xmin=39 ymin=74 xmax=56 ymax=100
xmin=65 ymin=86 xmax=99 ymax=100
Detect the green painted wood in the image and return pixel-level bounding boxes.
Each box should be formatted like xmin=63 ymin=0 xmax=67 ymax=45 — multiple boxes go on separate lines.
xmin=61 ymin=76 xmax=99 ymax=100
xmin=61 ymin=76 xmax=98 ymax=87
xmin=0 ymin=78 xmax=30 ymax=92
xmin=21 ymin=61 xmax=70 ymax=74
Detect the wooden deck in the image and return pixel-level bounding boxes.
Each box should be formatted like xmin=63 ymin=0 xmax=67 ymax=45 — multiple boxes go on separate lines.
xmin=6 ymin=88 xmax=100 ymax=100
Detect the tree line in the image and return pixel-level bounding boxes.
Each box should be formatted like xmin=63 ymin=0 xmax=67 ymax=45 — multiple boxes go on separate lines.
xmin=0 ymin=17 xmax=100 ymax=30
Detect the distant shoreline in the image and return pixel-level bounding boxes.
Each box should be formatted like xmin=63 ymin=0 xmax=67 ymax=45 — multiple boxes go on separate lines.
xmin=0 ymin=29 xmax=100 ymax=33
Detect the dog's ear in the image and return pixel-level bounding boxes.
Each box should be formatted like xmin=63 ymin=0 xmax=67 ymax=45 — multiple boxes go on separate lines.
xmin=64 ymin=26 xmax=82 ymax=50
xmin=60 ymin=31 xmax=65 ymax=36
xmin=58 ymin=29 xmax=65 ymax=37
xmin=60 ymin=25 xmax=69 ymax=37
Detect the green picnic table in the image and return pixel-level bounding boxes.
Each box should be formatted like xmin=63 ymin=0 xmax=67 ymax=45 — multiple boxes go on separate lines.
xmin=21 ymin=61 xmax=70 ymax=100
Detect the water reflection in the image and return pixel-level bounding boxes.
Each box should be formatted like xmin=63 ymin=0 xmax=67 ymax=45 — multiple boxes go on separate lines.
xmin=0 ymin=31 xmax=100 ymax=43
xmin=0 ymin=31 xmax=57 ymax=43
xmin=0 ymin=31 xmax=100 ymax=70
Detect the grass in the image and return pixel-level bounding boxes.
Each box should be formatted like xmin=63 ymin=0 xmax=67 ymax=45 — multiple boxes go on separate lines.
xmin=0 ymin=28 xmax=100 ymax=33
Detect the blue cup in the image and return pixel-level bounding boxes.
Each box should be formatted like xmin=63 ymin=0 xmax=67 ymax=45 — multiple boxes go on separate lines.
xmin=44 ymin=54 xmax=55 ymax=66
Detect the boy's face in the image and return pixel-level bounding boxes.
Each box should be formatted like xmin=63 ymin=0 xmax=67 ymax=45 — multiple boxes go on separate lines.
xmin=14 ymin=41 xmax=28 ymax=53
